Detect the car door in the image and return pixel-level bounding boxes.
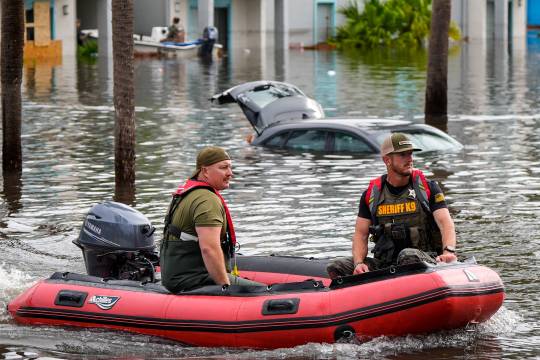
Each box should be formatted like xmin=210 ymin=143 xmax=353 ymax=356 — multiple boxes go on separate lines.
xmin=328 ymin=131 xmax=378 ymax=154
xmin=281 ymin=129 xmax=330 ymax=152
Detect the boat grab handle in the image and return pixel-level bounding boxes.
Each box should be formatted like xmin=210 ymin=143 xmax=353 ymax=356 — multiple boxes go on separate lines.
xmin=55 ymin=290 xmax=88 ymax=308
xmin=262 ymin=298 xmax=300 ymax=315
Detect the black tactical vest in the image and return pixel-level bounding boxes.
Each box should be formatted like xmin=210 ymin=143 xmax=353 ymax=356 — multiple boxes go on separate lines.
xmin=369 ymin=178 xmax=442 ymax=266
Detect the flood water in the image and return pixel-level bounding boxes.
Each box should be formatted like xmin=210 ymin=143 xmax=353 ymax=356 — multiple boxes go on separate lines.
xmin=1 ymin=35 xmax=540 ymax=359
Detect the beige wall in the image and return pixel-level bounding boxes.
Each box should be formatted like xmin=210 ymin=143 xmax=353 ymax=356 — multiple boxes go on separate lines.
xmin=511 ymin=0 xmax=527 ymax=38
xmin=231 ymin=0 xmax=267 ymax=49
xmin=54 ymin=0 xmax=77 ymax=56
xmin=467 ymin=0 xmax=487 ymax=40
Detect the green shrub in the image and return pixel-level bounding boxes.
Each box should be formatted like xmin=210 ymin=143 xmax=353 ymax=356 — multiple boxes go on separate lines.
xmin=330 ymin=0 xmax=461 ymax=49
xmin=77 ymin=39 xmax=98 ymax=58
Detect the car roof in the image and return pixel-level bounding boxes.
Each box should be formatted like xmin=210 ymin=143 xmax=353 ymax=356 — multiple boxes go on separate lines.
xmin=264 ymin=117 xmax=417 ymax=133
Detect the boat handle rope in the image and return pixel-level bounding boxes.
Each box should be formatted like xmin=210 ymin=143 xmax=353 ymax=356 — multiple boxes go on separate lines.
xmin=389 ymin=265 xmax=397 ymax=274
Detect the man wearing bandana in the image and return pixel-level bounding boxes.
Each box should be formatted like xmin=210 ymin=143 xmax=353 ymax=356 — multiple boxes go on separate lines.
xmin=160 ymin=146 xmax=263 ymax=292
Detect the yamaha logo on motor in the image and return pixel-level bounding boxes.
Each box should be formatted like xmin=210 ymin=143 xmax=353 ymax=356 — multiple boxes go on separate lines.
xmin=85 ymin=220 xmax=102 ymax=235
xmin=89 ymin=295 xmax=120 ymax=310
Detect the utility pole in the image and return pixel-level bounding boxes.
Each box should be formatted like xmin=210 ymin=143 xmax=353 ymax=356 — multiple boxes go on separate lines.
xmin=425 ymin=0 xmax=451 ymax=130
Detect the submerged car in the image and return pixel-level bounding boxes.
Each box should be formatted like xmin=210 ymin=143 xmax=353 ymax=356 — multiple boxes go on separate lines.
xmin=211 ymin=81 xmax=463 ymax=154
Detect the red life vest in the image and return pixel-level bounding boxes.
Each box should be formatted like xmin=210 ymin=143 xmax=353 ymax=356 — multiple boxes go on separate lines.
xmin=168 ymin=179 xmax=236 ymax=253
xmin=365 ymin=169 xmax=431 ymax=224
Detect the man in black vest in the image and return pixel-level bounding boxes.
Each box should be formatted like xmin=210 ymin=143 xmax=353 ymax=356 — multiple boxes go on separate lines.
xmin=327 ymin=133 xmax=457 ymax=278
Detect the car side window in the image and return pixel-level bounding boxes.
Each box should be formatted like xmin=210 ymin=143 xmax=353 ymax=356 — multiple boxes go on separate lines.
xmin=333 ymin=132 xmax=373 ymax=153
xmin=284 ymin=130 xmax=327 ymax=151
xmin=265 ymin=131 xmax=289 ymax=147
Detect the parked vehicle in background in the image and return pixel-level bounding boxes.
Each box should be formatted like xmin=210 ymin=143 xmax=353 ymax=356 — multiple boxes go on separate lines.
xmin=211 ymin=81 xmax=463 ymax=154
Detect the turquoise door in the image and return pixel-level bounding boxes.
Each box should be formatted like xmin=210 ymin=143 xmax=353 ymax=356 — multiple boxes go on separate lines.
xmin=529 ymin=0 xmax=540 ymax=27
xmin=317 ymin=3 xmax=332 ymax=43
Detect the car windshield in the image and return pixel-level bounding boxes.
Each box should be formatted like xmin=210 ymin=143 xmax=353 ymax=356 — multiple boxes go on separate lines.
xmin=374 ymin=130 xmax=461 ymax=152
xmin=243 ymin=84 xmax=303 ymax=108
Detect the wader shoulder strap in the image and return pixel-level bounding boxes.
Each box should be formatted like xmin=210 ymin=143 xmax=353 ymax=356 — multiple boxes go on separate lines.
xmin=163 ymin=195 xmax=183 ymax=240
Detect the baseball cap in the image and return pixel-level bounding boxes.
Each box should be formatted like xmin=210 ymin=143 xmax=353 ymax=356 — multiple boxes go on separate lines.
xmin=380 ymin=133 xmax=422 ymax=156
xmin=191 ymin=146 xmax=231 ymax=178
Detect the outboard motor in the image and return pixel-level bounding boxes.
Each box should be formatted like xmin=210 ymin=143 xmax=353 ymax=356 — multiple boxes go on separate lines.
xmin=73 ymin=201 xmax=159 ymax=282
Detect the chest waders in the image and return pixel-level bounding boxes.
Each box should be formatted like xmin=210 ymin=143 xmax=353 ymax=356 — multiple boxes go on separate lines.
xmin=365 ymin=171 xmax=442 ymax=267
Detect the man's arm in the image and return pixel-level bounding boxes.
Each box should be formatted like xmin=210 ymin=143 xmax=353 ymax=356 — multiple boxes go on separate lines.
xmin=432 ymin=208 xmax=457 ymax=263
xmin=352 ymin=217 xmax=371 ymax=274
xmin=196 ymin=226 xmax=230 ymax=286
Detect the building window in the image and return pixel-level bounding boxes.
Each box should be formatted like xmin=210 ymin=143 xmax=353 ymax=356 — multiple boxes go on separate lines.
xmin=25 ymin=8 xmax=34 ymax=23
xmin=26 ymin=27 xmax=35 ymax=41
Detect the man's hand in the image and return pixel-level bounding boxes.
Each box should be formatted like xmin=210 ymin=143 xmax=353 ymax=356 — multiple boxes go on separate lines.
xmin=436 ymin=253 xmax=457 ymax=263
xmin=353 ymin=262 xmax=369 ymax=274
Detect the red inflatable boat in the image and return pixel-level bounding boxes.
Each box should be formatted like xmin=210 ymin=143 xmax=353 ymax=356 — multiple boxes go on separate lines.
xmin=8 ymin=255 xmax=504 ymax=349
xmin=7 ymin=202 xmax=505 ymax=348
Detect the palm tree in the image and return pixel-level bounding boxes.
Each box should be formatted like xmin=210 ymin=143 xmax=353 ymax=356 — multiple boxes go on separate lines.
xmin=111 ymin=0 xmax=136 ymax=204
xmin=425 ymin=0 xmax=451 ymax=130
xmin=1 ymin=0 xmax=25 ymax=174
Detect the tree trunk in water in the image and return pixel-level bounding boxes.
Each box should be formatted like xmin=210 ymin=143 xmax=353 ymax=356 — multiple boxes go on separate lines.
xmin=2 ymin=171 xmax=22 ymax=214
xmin=1 ymin=0 xmax=24 ymax=174
xmin=425 ymin=0 xmax=451 ymax=131
xmin=112 ymin=0 xmax=136 ymax=204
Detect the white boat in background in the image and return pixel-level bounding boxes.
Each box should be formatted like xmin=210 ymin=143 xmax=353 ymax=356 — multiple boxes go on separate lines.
xmin=133 ymin=26 xmax=198 ymax=57
xmin=81 ymin=27 xmax=222 ymax=58
xmin=134 ymin=38 xmax=203 ymax=57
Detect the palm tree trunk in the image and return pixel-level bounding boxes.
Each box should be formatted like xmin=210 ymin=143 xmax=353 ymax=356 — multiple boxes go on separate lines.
xmin=112 ymin=0 xmax=135 ymax=204
xmin=425 ymin=0 xmax=451 ymax=129
xmin=2 ymin=171 xmax=22 ymax=213
xmin=1 ymin=0 xmax=25 ymax=174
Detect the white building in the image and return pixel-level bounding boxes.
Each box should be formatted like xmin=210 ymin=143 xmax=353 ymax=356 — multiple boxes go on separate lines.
xmin=452 ymin=0 xmax=527 ymax=41
xmin=168 ymin=0 xmax=528 ymax=49
xmin=4 ymin=0 xmax=529 ymax=61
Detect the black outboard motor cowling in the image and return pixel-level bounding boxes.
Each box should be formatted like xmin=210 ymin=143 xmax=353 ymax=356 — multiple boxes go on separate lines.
xmin=73 ymin=201 xmax=159 ymax=282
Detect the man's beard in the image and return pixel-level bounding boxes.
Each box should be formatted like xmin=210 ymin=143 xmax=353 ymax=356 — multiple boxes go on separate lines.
xmin=393 ymin=164 xmax=413 ymax=177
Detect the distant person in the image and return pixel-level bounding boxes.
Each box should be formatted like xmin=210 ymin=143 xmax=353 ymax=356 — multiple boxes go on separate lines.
xmin=76 ymin=19 xmax=88 ymax=46
xmin=162 ymin=17 xmax=185 ymax=43
xmin=160 ymin=146 xmax=264 ymax=292
xmin=327 ymin=133 xmax=457 ymax=278
xmin=198 ymin=25 xmax=218 ymax=58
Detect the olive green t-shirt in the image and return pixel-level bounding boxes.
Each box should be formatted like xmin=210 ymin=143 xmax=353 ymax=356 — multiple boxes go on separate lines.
xmin=160 ymin=188 xmax=229 ymax=292
xmin=169 ymin=188 xmax=227 ymax=239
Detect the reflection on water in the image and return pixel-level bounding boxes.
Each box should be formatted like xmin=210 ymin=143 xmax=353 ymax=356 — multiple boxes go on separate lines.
xmin=1 ymin=172 xmax=22 ymax=216
xmin=1 ymin=39 xmax=540 ymax=359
